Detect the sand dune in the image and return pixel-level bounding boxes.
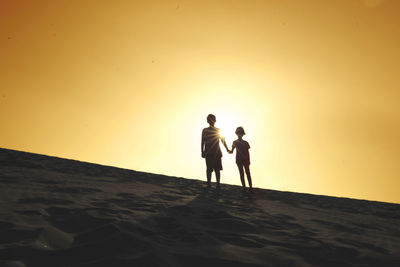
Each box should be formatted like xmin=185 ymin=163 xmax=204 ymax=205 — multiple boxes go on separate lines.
xmin=0 ymin=148 xmax=399 ymax=267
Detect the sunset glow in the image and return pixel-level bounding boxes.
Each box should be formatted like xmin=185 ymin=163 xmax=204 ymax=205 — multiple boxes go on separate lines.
xmin=1 ymin=0 xmax=400 ymax=203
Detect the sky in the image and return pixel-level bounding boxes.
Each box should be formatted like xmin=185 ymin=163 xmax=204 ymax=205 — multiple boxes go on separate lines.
xmin=1 ymin=0 xmax=399 ymax=203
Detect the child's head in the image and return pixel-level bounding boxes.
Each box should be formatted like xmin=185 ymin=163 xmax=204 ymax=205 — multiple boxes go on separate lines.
xmin=207 ymin=114 xmax=216 ymax=125
xmin=235 ymin=126 xmax=245 ymax=137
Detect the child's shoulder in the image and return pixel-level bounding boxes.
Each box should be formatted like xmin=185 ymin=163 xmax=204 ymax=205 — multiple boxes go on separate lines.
xmin=203 ymin=126 xmax=219 ymax=131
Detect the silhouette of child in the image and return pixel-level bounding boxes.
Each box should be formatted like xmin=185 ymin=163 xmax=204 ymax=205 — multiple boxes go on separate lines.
xmin=229 ymin=127 xmax=252 ymax=190
xmin=201 ymin=114 xmax=229 ymax=188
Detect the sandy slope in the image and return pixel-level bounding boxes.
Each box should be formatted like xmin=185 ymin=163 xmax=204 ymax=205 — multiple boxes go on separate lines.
xmin=0 ymin=148 xmax=399 ymax=267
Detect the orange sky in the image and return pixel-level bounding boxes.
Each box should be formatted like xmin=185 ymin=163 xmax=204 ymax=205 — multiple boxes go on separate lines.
xmin=1 ymin=0 xmax=399 ymax=203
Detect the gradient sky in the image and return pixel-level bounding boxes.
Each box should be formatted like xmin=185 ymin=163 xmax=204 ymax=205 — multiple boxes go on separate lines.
xmin=1 ymin=0 xmax=399 ymax=203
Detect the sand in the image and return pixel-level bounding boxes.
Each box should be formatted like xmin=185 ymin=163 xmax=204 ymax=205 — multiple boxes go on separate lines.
xmin=0 ymin=148 xmax=399 ymax=267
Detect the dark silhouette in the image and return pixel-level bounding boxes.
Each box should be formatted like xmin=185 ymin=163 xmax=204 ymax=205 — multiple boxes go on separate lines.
xmin=201 ymin=114 xmax=229 ymax=188
xmin=228 ymin=126 xmax=252 ymax=190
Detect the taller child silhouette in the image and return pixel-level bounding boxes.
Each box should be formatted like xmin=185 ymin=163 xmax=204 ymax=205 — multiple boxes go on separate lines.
xmin=201 ymin=114 xmax=229 ymax=188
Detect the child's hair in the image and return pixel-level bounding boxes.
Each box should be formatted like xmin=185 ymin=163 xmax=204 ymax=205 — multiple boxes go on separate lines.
xmin=207 ymin=114 xmax=216 ymax=124
xmin=235 ymin=126 xmax=245 ymax=136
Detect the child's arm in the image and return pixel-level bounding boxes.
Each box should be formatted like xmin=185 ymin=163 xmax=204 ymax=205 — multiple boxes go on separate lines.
xmin=229 ymin=143 xmax=236 ymax=154
xmin=201 ymin=130 xmax=205 ymax=158
xmin=221 ymin=137 xmax=230 ymax=152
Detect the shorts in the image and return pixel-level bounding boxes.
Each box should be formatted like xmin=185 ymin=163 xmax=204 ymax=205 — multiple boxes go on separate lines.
xmin=206 ymin=156 xmax=222 ymax=172
xmin=236 ymin=157 xmax=250 ymax=166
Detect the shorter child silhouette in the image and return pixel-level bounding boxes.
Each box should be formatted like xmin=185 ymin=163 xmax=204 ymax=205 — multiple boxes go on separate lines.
xmin=229 ymin=127 xmax=252 ymax=190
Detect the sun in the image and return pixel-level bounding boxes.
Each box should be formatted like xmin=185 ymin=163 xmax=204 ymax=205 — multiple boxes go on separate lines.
xmin=213 ymin=111 xmax=244 ymax=147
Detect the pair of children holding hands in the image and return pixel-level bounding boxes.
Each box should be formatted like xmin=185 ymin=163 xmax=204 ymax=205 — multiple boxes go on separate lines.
xmin=201 ymin=114 xmax=252 ymax=190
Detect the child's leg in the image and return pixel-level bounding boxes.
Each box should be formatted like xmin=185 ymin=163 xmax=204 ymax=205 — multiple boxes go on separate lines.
xmin=244 ymin=164 xmax=252 ymax=189
xmin=206 ymin=169 xmax=212 ymax=186
xmin=237 ymin=163 xmax=245 ymax=187
xmin=215 ymin=170 xmax=221 ymax=185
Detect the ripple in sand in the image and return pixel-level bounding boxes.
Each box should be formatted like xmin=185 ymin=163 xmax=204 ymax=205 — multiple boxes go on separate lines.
xmin=0 ymin=261 xmax=27 ymax=267
xmin=33 ymin=226 xmax=74 ymax=250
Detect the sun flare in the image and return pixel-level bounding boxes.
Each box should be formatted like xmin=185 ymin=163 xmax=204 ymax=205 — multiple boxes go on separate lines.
xmin=211 ymin=111 xmax=248 ymax=148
